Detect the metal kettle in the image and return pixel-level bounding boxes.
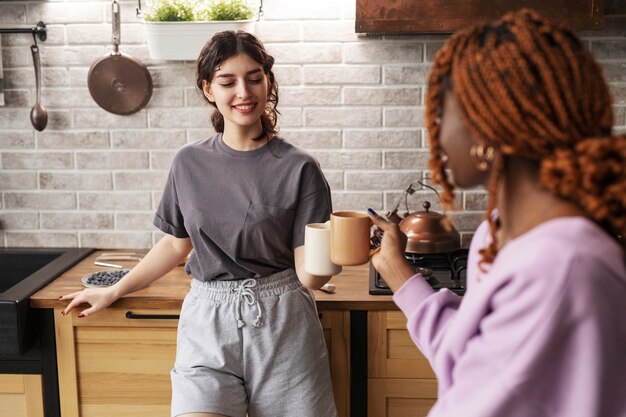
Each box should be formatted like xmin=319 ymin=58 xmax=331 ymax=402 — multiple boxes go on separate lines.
xmin=385 ymin=181 xmax=461 ymax=254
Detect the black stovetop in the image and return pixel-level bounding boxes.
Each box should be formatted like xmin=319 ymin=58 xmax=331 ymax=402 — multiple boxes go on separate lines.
xmin=369 ymin=248 xmax=468 ymax=296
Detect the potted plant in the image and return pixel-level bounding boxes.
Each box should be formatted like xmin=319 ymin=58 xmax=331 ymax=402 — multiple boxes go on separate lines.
xmin=142 ymin=0 xmax=257 ymax=60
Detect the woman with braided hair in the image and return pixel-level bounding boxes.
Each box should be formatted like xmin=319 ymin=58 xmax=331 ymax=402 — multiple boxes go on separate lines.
xmin=368 ymin=8 xmax=626 ymax=417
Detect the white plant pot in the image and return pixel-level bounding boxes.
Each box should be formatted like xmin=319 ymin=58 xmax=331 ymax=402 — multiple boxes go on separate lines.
xmin=144 ymin=20 xmax=255 ymax=60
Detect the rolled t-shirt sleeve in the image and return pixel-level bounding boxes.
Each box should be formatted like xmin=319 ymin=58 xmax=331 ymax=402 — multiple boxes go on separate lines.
xmin=291 ymin=162 xmax=332 ymax=249
xmin=153 ymin=167 xmax=189 ymax=238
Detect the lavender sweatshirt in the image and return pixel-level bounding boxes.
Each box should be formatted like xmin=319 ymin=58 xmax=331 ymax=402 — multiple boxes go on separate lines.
xmin=393 ymin=217 xmax=626 ymax=417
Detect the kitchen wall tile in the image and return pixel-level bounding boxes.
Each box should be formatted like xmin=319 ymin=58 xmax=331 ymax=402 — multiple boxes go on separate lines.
xmin=0 ymin=211 xmax=39 ymax=229
xmin=76 ymin=151 xmax=149 ymax=169
xmin=0 ymin=132 xmax=35 ymax=149
xmin=6 ymin=232 xmax=78 ymax=247
xmin=1 ymin=46 xmax=31 ymax=68
xmin=305 ymin=108 xmax=381 ymax=127
xmin=344 ymin=87 xmax=421 ymax=106
xmin=3 ymin=90 xmax=32 ymax=107
xmin=45 ymin=110 xmax=72 ymax=131
xmin=384 ymin=65 xmax=432 ymax=85
xmin=111 ymin=130 xmax=186 ymax=149
xmin=0 ymin=108 xmax=34 ymax=129
xmin=185 ymin=88 xmax=208 ymax=107
xmin=311 ymin=150 xmax=381 ymax=169
xmin=39 ymin=45 xmax=108 ymax=67
xmin=281 ymin=129 xmax=342 ymax=148
xmin=79 ymin=192 xmax=151 ymax=210
xmin=304 ymin=65 xmax=380 ymax=85
xmin=66 ymin=23 xmax=146 ymax=45
xmin=40 ymin=172 xmax=112 ymax=190
xmin=384 ymin=107 xmax=424 ymax=127
xmin=40 ymin=88 xmax=97 ymax=108
xmin=344 ymin=129 xmax=421 ymax=148
xmin=256 ymin=21 xmax=301 ymax=42
xmin=27 ymin=3 xmax=103 ymax=24
xmin=79 ymin=232 xmax=152 ymax=249
xmin=0 ymin=5 xmax=26 ymax=25
xmin=346 ymin=171 xmax=419 ymax=191
xmin=611 ymin=85 xmax=626 ymax=105
xmin=344 ymin=42 xmax=423 ymax=64
xmin=384 ymin=190 xmax=459 ymax=213
xmin=601 ymin=62 xmax=626 ymax=83
xmin=114 ymin=171 xmax=168 ymax=190
xmin=1 ymin=151 xmax=73 ymax=169
xmin=331 ymin=192 xmax=383 ymax=211
xmin=614 ymin=107 xmax=626 ymax=126
xmin=187 ymin=129 xmax=217 ymax=142
xmin=592 ymin=40 xmax=626 ymax=61
xmin=281 ymin=87 xmax=341 ymax=106
xmin=68 ymin=68 xmax=89 ymax=87
xmin=149 ymin=151 xmax=176 ymax=170
xmin=384 ymin=150 xmax=430 ymax=169
xmin=148 ymin=108 xmax=210 ymax=128
xmin=37 ymin=131 xmax=110 ymax=149
xmin=150 ymin=66 xmax=197 ymax=87
xmin=267 ymin=43 xmax=342 ymax=64
xmin=302 ymin=21 xmax=359 ymax=42
xmin=4 ymin=192 xmax=76 ymax=210
xmin=425 ymin=42 xmax=446 ymax=62
xmin=42 ymin=212 xmax=113 ymax=230
xmin=2 ymin=68 xmax=68 ymax=89
xmin=74 ymin=108 xmax=147 ymax=129
xmin=115 ymin=212 xmax=153 ymax=230
xmin=277 ymin=108 xmax=303 ymax=127
xmin=273 ymin=65 xmax=303 ymax=85
xmin=464 ymin=191 xmax=489 ymax=211
xmin=323 ymin=170 xmax=344 ymax=190
xmin=0 ymin=172 xmax=37 ymax=190
xmin=449 ymin=211 xmax=485 ymax=231
xmin=262 ymin=0 xmax=341 ymax=20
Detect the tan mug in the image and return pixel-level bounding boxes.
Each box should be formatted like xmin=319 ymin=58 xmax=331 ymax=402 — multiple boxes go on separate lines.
xmin=304 ymin=222 xmax=343 ymax=276
xmin=330 ymin=211 xmax=378 ymax=266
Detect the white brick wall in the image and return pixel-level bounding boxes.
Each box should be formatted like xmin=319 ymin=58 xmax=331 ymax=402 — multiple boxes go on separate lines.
xmin=1 ymin=0 xmax=625 ymax=248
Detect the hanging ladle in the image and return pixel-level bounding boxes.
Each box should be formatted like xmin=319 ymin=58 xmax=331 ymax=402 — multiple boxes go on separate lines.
xmin=30 ymin=38 xmax=47 ymax=131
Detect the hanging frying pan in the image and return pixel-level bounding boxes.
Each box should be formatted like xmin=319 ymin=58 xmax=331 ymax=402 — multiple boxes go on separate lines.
xmin=88 ymin=0 xmax=152 ymax=115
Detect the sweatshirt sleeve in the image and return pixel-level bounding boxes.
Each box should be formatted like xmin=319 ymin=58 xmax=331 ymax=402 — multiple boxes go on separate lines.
xmin=393 ymin=276 xmax=462 ymax=360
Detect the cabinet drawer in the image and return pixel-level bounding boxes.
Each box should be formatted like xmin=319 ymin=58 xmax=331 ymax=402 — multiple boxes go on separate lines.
xmin=0 ymin=375 xmax=44 ymax=417
xmin=368 ymin=378 xmax=437 ymax=417
xmin=368 ymin=311 xmax=436 ymax=379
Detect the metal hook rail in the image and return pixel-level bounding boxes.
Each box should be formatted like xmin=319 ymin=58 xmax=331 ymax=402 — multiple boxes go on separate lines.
xmin=0 ymin=21 xmax=47 ymax=42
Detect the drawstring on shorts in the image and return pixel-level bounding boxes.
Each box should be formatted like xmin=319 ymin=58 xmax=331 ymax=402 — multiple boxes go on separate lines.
xmin=232 ymin=278 xmax=264 ymax=328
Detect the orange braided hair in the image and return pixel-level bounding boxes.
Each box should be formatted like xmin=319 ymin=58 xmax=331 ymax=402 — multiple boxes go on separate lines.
xmin=425 ymin=8 xmax=626 ymax=266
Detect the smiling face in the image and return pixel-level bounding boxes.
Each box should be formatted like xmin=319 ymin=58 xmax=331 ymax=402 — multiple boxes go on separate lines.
xmin=202 ymin=53 xmax=269 ymax=134
xmin=439 ymin=90 xmax=492 ymax=189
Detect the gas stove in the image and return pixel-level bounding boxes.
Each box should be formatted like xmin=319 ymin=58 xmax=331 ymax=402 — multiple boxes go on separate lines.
xmin=369 ymin=248 xmax=468 ymax=296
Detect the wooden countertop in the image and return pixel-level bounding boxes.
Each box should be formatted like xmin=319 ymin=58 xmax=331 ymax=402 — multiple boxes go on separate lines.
xmin=30 ymin=250 xmax=397 ymax=311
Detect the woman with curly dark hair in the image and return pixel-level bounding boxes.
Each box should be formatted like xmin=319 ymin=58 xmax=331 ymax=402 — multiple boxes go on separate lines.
xmin=369 ymin=9 xmax=626 ymax=417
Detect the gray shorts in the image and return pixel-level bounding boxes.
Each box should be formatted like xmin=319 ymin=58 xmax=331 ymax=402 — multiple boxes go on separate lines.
xmin=171 ymin=269 xmax=338 ymax=417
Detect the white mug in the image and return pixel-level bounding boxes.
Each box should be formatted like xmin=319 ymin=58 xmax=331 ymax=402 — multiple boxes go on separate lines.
xmin=304 ymin=222 xmax=343 ymax=276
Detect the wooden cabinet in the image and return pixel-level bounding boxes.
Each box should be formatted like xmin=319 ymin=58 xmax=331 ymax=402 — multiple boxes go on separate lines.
xmin=54 ymin=308 xmax=350 ymax=417
xmin=368 ymin=311 xmax=437 ymax=417
xmin=0 ymin=374 xmax=44 ymax=417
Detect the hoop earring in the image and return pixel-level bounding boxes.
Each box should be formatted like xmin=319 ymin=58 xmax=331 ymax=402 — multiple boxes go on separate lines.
xmin=469 ymin=144 xmax=495 ymax=171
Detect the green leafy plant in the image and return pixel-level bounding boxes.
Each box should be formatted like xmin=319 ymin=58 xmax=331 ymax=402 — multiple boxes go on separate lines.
xmin=144 ymin=0 xmax=254 ymax=22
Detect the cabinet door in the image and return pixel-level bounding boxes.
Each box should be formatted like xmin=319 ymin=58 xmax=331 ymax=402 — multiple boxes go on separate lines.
xmin=56 ymin=308 xmax=350 ymax=417
xmin=55 ymin=309 xmax=179 ymax=417
xmin=320 ymin=311 xmax=350 ymax=417
xmin=368 ymin=311 xmax=437 ymax=417
xmin=0 ymin=374 xmax=45 ymax=417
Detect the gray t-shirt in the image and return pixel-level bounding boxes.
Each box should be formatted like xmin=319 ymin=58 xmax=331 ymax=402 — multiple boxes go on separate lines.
xmin=154 ymin=134 xmax=332 ymax=281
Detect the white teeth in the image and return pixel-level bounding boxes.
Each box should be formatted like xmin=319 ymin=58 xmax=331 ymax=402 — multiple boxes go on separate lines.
xmin=234 ymin=104 xmax=254 ymax=111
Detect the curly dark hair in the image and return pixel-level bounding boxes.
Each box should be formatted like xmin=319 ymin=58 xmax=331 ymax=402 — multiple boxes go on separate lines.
xmin=196 ymin=30 xmax=279 ymax=140
xmin=425 ymin=9 xmax=626 ymax=266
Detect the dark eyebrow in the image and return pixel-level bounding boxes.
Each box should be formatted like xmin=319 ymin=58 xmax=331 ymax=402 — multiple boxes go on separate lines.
xmin=216 ymin=68 xmax=262 ymax=78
